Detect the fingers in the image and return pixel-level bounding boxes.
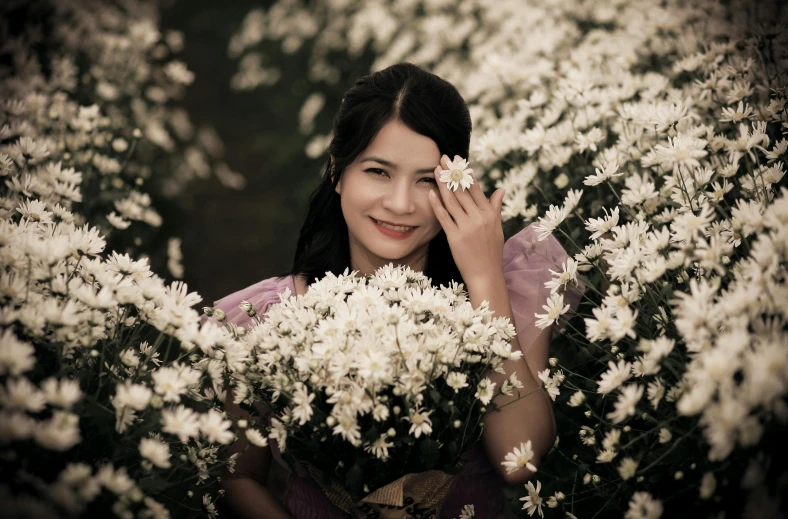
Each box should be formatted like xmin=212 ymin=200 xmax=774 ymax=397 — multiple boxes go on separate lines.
xmin=433 ymin=164 xmax=468 ymax=221
xmin=428 ymin=190 xmax=458 ymax=234
xmin=437 ymin=154 xmax=490 ymax=216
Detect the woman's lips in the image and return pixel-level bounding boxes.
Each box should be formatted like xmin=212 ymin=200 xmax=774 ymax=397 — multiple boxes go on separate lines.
xmin=371 ymin=217 xmax=417 ymax=238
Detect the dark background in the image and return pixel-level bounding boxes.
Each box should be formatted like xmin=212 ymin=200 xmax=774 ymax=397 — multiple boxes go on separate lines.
xmin=161 ymin=0 xmax=337 ymax=308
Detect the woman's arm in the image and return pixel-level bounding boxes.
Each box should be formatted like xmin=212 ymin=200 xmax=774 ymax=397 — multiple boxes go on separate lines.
xmin=222 ymin=387 xmax=294 ymax=519
xmin=467 ymin=274 xmax=557 ymax=487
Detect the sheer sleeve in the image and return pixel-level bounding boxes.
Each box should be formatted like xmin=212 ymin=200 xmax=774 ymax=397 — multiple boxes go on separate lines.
xmin=502 ymin=223 xmax=585 ymax=353
xmin=198 ymin=275 xmax=293 ymax=330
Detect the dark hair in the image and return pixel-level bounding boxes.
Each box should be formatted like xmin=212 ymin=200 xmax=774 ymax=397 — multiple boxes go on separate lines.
xmin=282 ymin=62 xmax=472 ymax=289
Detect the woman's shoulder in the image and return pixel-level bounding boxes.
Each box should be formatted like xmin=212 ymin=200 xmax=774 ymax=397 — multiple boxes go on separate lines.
xmin=200 ymin=274 xmax=297 ymax=328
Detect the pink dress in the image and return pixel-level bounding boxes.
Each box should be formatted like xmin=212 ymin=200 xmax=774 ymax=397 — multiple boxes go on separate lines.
xmin=203 ymin=223 xmax=584 ymax=518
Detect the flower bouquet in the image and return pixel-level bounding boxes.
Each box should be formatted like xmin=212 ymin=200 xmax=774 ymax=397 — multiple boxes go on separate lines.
xmin=222 ymin=264 xmax=532 ymax=517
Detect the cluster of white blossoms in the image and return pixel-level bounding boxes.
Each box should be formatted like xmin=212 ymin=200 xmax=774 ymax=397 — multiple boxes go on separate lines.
xmin=229 ymin=0 xmax=787 ymax=517
xmin=218 ymin=264 xmax=528 ymax=501
xmin=0 ymin=0 xmax=249 ymax=517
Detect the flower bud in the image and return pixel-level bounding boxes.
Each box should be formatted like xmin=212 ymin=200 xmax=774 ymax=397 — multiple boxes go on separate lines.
xmin=237 ymin=419 xmax=248 ymax=429
xmin=387 ymin=428 xmax=396 ymax=437
xmin=326 ymin=416 xmax=336 ymax=427
xmin=453 ymin=420 xmax=461 ymax=428
xmin=392 ymin=406 xmax=400 ymax=415
xmin=212 ymin=309 xmax=226 ymax=322
xmin=548 ymin=357 xmax=558 ymax=367
xmin=240 ymin=301 xmax=257 ymax=317
xmin=132 ymin=128 xmax=142 ymax=139
xmin=674 ymin=471 xmax=684 ymax=480
xmin=150 ymin=395 xmax=163 ymax=409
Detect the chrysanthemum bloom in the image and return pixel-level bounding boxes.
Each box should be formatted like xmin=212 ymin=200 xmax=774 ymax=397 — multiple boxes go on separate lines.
xmin=439 ymin=155 xmax=474 ymax=192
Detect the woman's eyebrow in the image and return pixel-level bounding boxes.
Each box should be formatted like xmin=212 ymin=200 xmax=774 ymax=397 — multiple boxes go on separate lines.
xmin=361 ymin=156 xmax=436 ymax=174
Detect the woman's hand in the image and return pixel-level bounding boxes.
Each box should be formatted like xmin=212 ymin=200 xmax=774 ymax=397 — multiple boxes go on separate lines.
xmin=428 ymin=154 xmax=506 ymax=286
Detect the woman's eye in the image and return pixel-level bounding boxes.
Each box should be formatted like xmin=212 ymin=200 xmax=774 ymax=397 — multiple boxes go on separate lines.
xmin=365 ymin=169 xmax=435 ymax=184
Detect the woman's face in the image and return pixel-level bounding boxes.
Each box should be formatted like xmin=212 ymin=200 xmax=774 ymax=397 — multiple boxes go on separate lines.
xmin=334 ymin=120 xmax=443 ymax=275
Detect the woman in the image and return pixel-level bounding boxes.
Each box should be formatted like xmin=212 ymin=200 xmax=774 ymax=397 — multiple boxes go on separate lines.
xmin=204 ymin=62 xmax=582 ymax=518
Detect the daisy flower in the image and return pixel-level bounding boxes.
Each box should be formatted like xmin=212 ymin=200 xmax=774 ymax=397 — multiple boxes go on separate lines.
xmin=606 ymin=384 xmax=644 ymax=424
xmin=404 ymin=406 xmax=433 ymax=438
xmin=625 ymin=491 xmax=663 ymax=519
xmin=501 ymin=440 xmax=537 ymax=475
xmin=474 ymin=377 xmax=496 ymax=406
xmin=534 ymin=292 xmax=570 ymax=330
xmin=439 ymin=155 xmax=474 ymax=192
xmin=545 ymin=258 xmax=578 ymax=294
xmin=533 ymin=204 xmax=567 ymax=241
xmin=139 ymin=437 xmax=172 ymax=469
xmin=519 ymin=479 xmax=544 ymax=518
xmin=363 ymin=434 xmax=394 ymax=460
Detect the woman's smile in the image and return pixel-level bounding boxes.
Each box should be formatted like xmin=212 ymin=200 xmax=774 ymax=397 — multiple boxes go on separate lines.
xmin=371 ymin=217 xmax=418 ymax=238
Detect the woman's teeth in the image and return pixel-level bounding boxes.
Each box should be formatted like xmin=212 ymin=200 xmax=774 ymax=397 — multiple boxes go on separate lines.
xmin=375 ymin=219 xmax=413 ymax=232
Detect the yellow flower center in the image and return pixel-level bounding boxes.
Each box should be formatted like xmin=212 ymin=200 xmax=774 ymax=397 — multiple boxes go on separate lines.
xmin=451 ymin=169 xmax=464 ymax=181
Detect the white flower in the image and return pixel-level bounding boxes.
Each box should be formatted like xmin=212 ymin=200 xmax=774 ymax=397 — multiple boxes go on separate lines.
xmin=538 ymin=369 xmax=561 ymax=401
xmin=597 ymin=360 xmax=632 ymax=394
xmin=152 ymin=365 xmax=194 ymax=403
xmin=139 ymin=437 xmax=172 ymax=469
xmin=625 ymin=491 xmax=662 ymax=519
xmin=446 ymin=372 xmax=470 ymax=393
xmin=583 ymin=162 xmax=623 ymax=186
xmin=439 ymin=155 xmax=474 ymax=192
xmin=545 ymin=258 xmax=578 ymax=294
xmin=533 ymin=204 xmax=567 ymax=241
xmin=97 ymin=464 xmax=136 ymax=496
xmin=34 ymin=411 xmax=81 ymax=451
xmin=596 ymin=447 xmax=617 ymax=463
xmin=699 ymin=472 xmax=716 ymax=499
xmin=332 ymin=408 xmax=362 ymax=446
xmin=501 ymin=440 xmax=537 ymax=474
xmin=404 ymin=406 xmax=433 ymax=438
xmin=654 ymin=133 xmax=708 ymax=171
xmin=0 ymin=378 xmax=46 ymax=412
xmin=161 ymin=405 xmax=201 ymax=442
xmin=719 ymin=101 xmax=754 ymax=123
xmin=618 ymin=457 xmax=638 ymax=480
xmin=606 ymin=384 xmax=644 ymax=424
xmin=363 ymin=434 xmax=394 ymax=460
xmin=199 ymin=410 xmax=235 ymax=444
xmin=562 ymin=188 xmax=583 ymax=212
xmin=534 ymin=292 xmax=570 ymax=330
xmin=458 ymin=504 xmax=475 ymax=519
xmin=245 ymin=428 xmax=269 ymax=447
xmin=203 ymin=493 xmax=218 ymax=518
xmin=474 ymin=378 xmax=496 ymax=406
xmin=647 ymin=379 xmax=665 ymax=409
xmin=112 ymin=381 xmax=152 ymax=411
xmin=585 ymin=206 xmax=620 ymax=240
xmin=519 ymin=479 xmax=544 ymax=518
xmin=0 ymin=329 xmax=36 ymax=375
xmin=41 ymin=378 xmax=82 ymax=408
xmin=568 ymin=391 xmax=586 ymax=407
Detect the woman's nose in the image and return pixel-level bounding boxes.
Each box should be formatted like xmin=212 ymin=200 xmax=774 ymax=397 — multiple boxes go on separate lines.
xmin=381 ymin=181 xmax=416 ymax=213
